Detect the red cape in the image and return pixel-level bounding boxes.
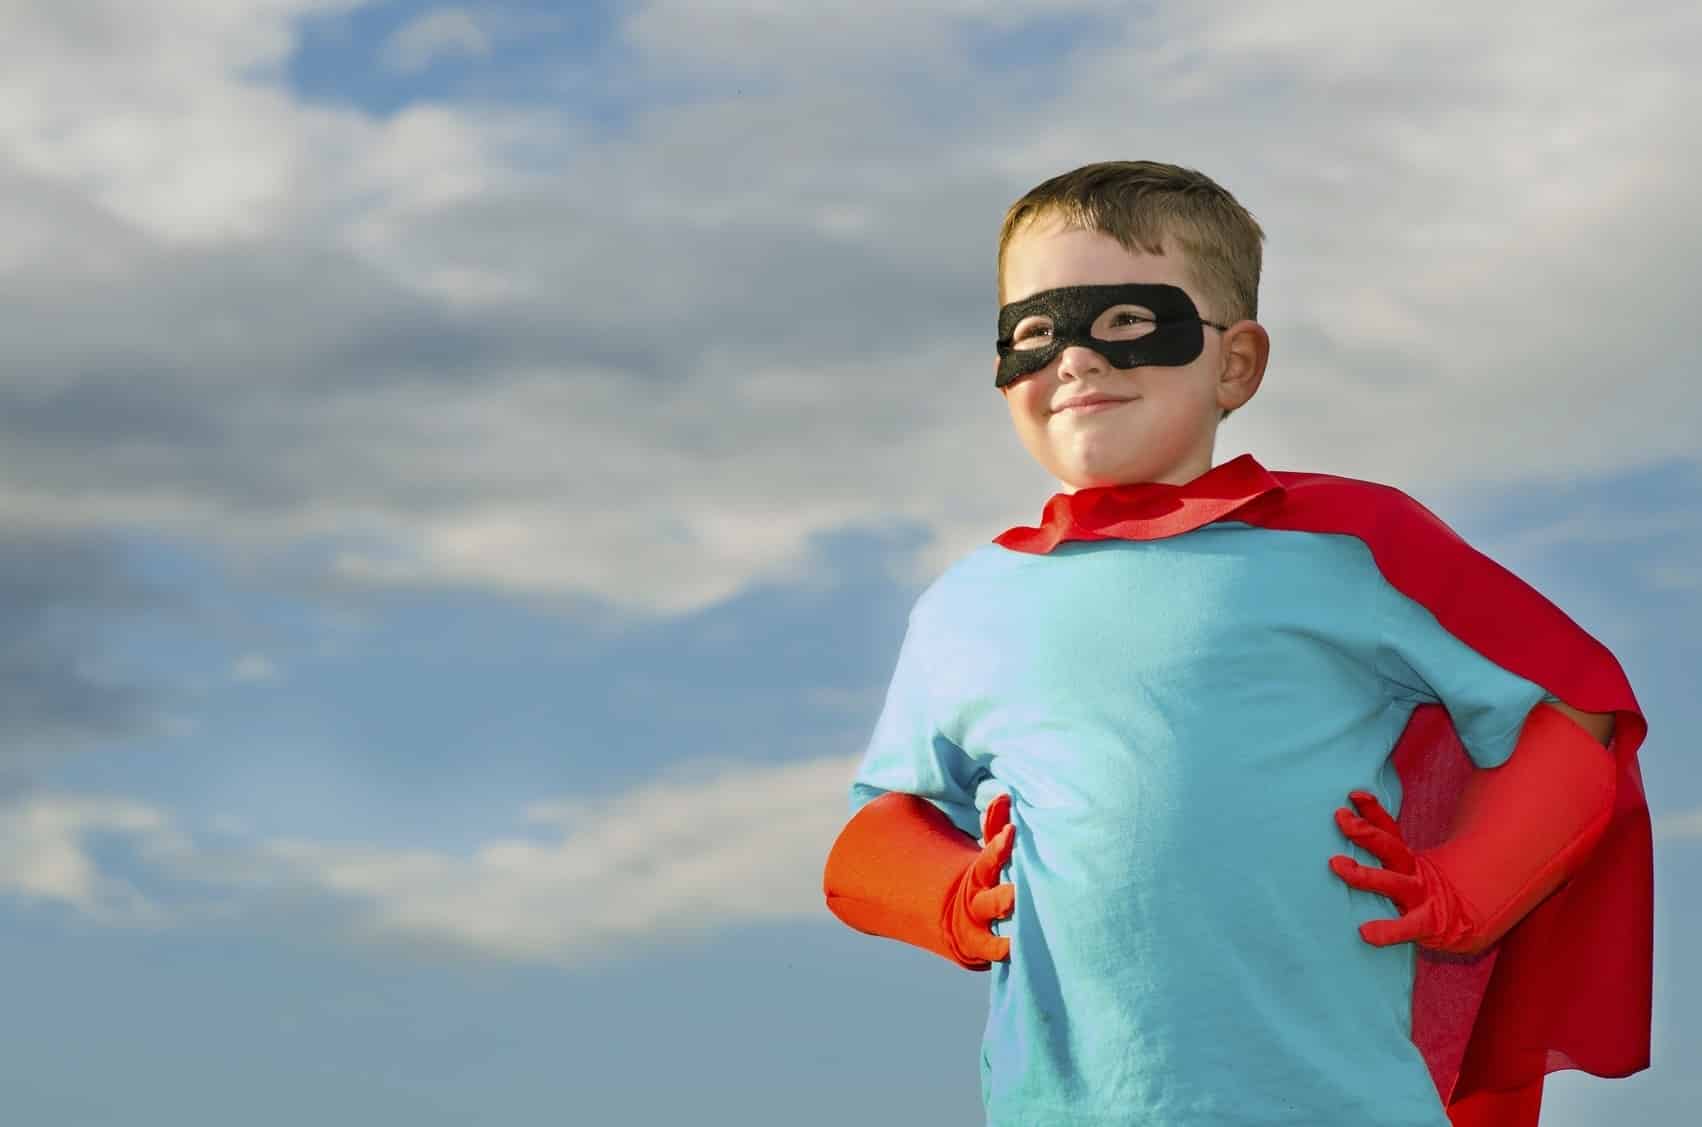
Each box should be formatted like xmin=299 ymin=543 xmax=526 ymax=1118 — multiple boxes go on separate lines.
xmin=992 ymin=453 xmax=1652 ymax=1125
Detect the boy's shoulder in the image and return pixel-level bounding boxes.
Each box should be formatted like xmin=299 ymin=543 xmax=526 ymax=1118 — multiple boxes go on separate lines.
xmin=1269 ymin=466 xmax=1429 ymax=511
xmin=1263 ymin=467 xmax=1470 ymax=547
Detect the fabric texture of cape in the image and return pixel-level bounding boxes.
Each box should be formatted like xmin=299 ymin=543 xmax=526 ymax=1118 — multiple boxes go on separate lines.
xmin=992 ymin=452 xmax=1652 ymax=1126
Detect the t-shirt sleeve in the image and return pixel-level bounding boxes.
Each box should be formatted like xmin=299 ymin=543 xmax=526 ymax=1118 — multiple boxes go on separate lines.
xmin=847 ymin=599 xmax=986 ymax=841
xmin=1372 ymin=573 xmax=1560 ymax=769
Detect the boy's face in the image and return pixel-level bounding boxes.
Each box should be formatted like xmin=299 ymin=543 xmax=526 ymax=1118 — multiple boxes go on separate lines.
xmin=997 ymin=215 xmax=1267 ymax=493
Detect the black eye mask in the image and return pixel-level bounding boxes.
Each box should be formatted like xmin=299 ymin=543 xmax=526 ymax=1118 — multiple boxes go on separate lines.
xmin=995 ymin=283 xmax=1217 ymax=389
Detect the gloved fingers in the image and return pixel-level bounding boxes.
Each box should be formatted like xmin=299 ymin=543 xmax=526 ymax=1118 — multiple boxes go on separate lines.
xmin=969 ymin=934 xmax=1011 ymax=963
xmin=972 ymin=824 xmax=1015 ymax=886
xmin=1334 ymin=808 xmax=1416 ymax=874
xmin=1346 ymin=791 xmax=1402 ymax=838
xmin=969 ymin=881 xmax=1015 ymax=926
xmin=981 ymin=793 xmax=1012 ymax=842
xmin=1361 ymin=894 xmax=1450 ymax=947
xmin=1359 ymin=907 xmax=1431 ymax=947
xmin=954 ymin=919 xmax=1011 ymax=964
xmin=1329 ymin=854 xmax=1425 ymax=910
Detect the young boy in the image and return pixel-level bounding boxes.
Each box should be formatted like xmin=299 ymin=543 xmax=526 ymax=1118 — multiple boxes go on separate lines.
xmin=822 ymin=161 xmax=1652 ymax=1126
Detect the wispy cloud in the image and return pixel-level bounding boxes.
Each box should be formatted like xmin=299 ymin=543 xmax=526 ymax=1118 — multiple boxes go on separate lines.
xmin=0 ymin=793 xmax=186 ymax=925
xmin=623 ymin=0 xmax=1113 ymax=79
xmin=1653 ymin=805 xmax=1702 ymax=842
xmin=0 ymin=753 xmax=864 ymax=966
xmin=230 ymin=653 xmax=282 ymax=684
xmin=1642 ymin=562 xmax=1702 ymax=594
xmin=1478 ymin=511 xmax=1700 ymax=560
xmin=266 ymin=752 xmax=860 ymax=966
xmin=380 ymin=7 xmax=493 ymax=75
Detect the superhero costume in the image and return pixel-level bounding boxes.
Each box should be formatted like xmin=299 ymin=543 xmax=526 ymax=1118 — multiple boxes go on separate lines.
xmin=825 ymin=453 xmax=1651 ymax=1125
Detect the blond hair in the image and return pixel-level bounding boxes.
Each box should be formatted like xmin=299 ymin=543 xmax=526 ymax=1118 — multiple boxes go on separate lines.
xmin=996 ymin=161 xmax=1264 ymax=421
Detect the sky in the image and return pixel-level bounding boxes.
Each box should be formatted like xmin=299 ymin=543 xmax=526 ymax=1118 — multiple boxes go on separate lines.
xmin=1 ymin=0 xmax=1698 ymax=1123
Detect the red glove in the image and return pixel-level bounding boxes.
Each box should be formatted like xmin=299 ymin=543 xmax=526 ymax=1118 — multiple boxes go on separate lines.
xmin=1329 ymin=702 xmax=1616 ymax=955
xmin=823 ymin=791 xmax=1016 ymax=969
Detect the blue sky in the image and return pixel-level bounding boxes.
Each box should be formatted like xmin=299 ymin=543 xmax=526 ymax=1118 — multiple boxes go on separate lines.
xmin=2 ymin=2 xmax=1698 ymax=1124
xmin=287 ymin=2 xmax=645 ymax=126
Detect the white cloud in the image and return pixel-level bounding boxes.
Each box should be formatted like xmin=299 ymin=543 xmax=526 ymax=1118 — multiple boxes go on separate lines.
xmin=380 ymin=7 xmax=492 ymax=74
xmin=0 ymin=793 xmax=187 ymax=925
xmin=621 ymin=0 xmax=1114 ymax=80
xmin=0 ymin=0 xmax=370 ymax=243
xmin=1653 ymin=805 xmax=1702 ymax=842
xmin=0 ymin=753 xmax=866 ymax=967
xmin=260 ymin=752 xmax=861 ymax=965
xmin=1477 ymin=512 xmax=1699 ymax=559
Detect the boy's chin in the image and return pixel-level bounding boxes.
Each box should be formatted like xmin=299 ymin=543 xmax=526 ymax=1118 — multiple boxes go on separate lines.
xmin=1048 ymin=449 xmax=1211 ymax=492
xmin=1053 ymin=469 xmax=1145 ymax=493
xmin=1050 ymin=453 xmax=1152 ymax=488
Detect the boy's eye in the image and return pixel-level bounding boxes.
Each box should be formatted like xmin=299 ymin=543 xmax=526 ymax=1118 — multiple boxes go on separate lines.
xmin=1014 ymin=312 xmax=1154 ymax=344
xmin=1010 ymin=323 xmax=1050 ymax=348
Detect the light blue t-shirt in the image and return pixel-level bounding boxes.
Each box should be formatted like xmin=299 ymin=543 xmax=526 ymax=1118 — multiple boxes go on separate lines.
xmin=849 ymin=521 xmax=1556 ymax=1126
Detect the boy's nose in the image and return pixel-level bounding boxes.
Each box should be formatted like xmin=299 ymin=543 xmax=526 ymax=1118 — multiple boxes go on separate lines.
xmin=1057 ymin=344 xmax=1110 ymax=375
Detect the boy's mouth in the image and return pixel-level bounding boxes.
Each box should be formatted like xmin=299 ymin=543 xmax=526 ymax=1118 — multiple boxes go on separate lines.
xmin=1054 ymin=395 xmax=1137 ymax=415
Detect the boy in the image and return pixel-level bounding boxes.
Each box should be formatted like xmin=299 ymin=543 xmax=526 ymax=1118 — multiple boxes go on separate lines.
xmin=822 ymin=161 xmax=1651 ymax=1126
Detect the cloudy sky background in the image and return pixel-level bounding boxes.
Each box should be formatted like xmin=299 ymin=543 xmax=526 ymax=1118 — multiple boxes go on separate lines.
xmin=2 ymin=1 xmax=1698 ymax=1123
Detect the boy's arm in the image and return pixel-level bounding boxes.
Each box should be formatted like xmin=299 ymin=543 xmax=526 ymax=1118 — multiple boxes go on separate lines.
xmin=823 ymin=791 xmax=1016 ymax=969
xmin=1331 ymin=700 xmax=1617 ymax=956
xmin=827 ymin=592 xmax=1018 ymax=968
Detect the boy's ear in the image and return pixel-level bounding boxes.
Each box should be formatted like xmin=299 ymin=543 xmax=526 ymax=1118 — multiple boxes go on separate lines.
xmin=1219 ymin=319 xmax=1269 ymax=409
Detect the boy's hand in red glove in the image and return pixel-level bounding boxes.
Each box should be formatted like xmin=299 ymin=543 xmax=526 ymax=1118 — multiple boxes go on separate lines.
xmin=823 ymin=790 xmax=1017 ymax=969
xmin=1328 ymin=703 xmax=1616 ymax=956
xmin=1328 ymin=791 xmax=1476 ymax=951
xmin=956 ymin=793 xmax=1018 ymax=962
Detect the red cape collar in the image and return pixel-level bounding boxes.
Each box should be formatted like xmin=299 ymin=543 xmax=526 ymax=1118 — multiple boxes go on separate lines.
xmin=994 ymin=453 xmax=1285 ymax=552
